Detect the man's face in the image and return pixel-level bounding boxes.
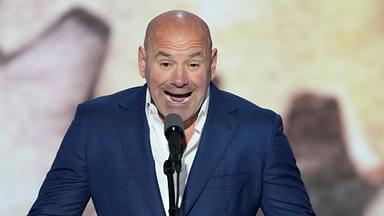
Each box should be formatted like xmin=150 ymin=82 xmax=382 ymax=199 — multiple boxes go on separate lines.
xmin=138 ymin=27 xmax=217 ymax=123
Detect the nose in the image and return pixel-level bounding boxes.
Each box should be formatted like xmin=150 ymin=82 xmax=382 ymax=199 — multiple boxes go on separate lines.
xmin=171 ymin=65 xmax=188 ymax=87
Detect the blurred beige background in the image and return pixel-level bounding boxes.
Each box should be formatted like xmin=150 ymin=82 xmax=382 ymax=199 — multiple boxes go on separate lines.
xmin=1 ymin=0 xmax=383 ymax=215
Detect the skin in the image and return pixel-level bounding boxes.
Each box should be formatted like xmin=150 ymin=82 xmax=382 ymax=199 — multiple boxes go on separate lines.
xmin=138 ymin=10 xmax=217 ymax=141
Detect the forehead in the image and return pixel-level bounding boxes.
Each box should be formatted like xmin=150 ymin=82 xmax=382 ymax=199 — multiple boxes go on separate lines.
xmin=148 ymin=26 xmax=209 ymax=51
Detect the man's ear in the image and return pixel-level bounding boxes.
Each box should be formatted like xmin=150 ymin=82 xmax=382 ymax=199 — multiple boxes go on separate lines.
xmin=138 ymin=46 xmax=146 ymax=78
xmin=210 ymin=48 xmax=218 ymax=80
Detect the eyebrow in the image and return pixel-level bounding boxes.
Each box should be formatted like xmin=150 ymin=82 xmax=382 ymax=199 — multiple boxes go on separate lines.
xmin=154 ymin=51 xmax=172 ymax=58
xmin=187 ymin=51 xmax=204 ymax=59
xmin=154 ymin=51 xmax=204 ymax=59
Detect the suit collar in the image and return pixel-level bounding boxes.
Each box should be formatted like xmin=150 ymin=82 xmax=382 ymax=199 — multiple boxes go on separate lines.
xmin=114 ymin=84 xmax=166 ymax=216
xmin=181 ymin=83 xmax=239 ymax=215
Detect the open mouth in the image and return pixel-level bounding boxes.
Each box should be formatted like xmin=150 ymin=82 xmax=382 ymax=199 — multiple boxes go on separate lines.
xmin=164 ymin=91 xmax=192 ymax=104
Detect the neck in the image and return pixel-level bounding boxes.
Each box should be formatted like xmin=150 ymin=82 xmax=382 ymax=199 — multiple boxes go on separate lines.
xmin=183 ymin=113 xmax=198 ymax=143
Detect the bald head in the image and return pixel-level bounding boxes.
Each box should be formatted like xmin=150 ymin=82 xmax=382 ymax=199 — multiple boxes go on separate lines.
xmin=144 ymin=10 xmax=212 ymax=51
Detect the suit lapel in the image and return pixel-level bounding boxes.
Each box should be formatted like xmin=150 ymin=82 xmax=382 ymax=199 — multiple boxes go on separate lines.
xmin=113 ymin=86 xmax=165 ymax=216
xmin=181 ymin=84 xmax=239 ymax=215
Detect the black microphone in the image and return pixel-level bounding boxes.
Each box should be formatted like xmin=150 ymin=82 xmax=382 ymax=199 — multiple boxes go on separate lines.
xmin=164 ymin=113 xmax=184 ymax=163
xmin=163 ymin=113 xmax=185 ymax=216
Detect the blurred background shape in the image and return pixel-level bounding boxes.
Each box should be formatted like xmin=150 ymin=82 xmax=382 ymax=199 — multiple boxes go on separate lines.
xmin=0 ymin=7 xmax=110 ymax=215
xmin=285 ymin=92 xmax=378 ymax=216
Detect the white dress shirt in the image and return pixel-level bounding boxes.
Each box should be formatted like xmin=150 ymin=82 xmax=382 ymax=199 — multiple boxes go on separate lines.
xmin=145 ymin=88 xmax=210 ymax=215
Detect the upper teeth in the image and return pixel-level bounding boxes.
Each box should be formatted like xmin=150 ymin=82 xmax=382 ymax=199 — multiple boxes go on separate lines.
xmin=166 ymin=94 xmax=190 ymax=104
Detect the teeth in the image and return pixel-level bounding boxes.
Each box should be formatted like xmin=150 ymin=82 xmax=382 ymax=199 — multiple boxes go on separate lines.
xmin=166 ymin=94 xmax=190 ymax=104
xmin=164 ymin=91 xmax=191 ymax=105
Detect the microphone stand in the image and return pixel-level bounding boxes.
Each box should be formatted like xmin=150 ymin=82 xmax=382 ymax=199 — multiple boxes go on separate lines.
xmin=163 ymin=155 xmax=181 ymax=216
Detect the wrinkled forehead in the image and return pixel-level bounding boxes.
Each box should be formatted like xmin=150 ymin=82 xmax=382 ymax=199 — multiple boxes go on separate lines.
xmin=153 ymin=27 xmax=207 ymax=49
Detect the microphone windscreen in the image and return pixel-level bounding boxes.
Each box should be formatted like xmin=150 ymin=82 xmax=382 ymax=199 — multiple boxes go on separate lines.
xmin=164 ymin=113 xmax=184 ymax=133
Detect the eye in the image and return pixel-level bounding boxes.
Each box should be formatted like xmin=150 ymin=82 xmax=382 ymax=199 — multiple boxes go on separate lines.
xmin=160 ymin=62 xmax=172 ymax=69
xmin=190 ymin=63 xmax=199 ymax=67
xmin=189 ymin=63 xmax=200 ymax=70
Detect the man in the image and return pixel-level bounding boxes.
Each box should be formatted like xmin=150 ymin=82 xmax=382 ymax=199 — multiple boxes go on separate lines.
xmin=29 ymin=10 xmax=315 ymax=215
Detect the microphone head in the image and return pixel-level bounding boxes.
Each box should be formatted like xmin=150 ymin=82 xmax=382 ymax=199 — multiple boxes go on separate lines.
xmin=164 ymin=113 xmax=184 ymax=133
xmin=164 ymin=113 xmax=184 ymax=165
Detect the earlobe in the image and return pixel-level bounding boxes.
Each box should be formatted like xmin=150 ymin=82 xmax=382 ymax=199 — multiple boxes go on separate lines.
xmin=138 ymin=47 xmax=146 ymax=78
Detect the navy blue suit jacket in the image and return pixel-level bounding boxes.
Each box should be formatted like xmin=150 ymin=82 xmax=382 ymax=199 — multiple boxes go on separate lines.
xmin=29 ymin=84 xmax=315 ymax=215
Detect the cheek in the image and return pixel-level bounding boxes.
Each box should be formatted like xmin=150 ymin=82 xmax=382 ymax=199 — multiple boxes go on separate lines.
xmin=146 ymin=71 xmax=167 ymax=87
xmin=191 ymin=72 xmax=211 ymax=88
